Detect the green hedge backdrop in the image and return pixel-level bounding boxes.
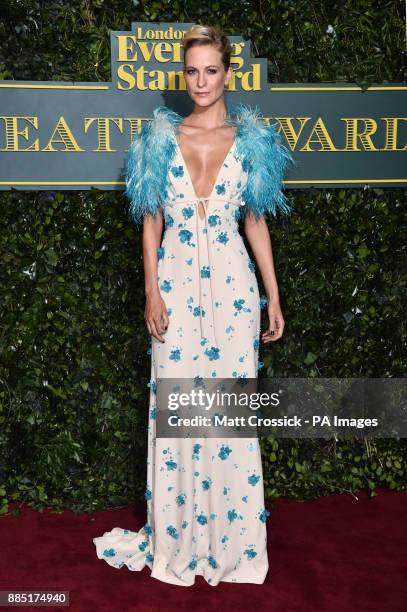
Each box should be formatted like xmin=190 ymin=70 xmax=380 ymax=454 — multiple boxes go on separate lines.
xmin=0 ymin=0 xmax=406 ymax=516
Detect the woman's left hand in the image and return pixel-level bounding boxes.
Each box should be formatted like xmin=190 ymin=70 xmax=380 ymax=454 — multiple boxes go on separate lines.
xmin=262 ymin=300 xmax=285 ymax=343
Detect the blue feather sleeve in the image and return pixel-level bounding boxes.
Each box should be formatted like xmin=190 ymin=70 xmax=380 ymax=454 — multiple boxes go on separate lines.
xmin=233 ymin=103 xmax=295 ymax=221
xmin=125 ymin=106 xmax=181 ymax=227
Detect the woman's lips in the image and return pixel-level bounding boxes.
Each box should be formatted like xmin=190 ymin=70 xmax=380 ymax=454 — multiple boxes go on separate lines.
xmin=196 ymin=92 xmax=210 ymax=95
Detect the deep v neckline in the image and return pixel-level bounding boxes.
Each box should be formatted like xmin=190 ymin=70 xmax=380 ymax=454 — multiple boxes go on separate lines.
xmin=174 ymin=131 xmax=236 ymax=201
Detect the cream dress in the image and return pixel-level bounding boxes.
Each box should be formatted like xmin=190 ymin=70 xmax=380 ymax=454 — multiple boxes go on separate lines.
xmin=93 ymin=123 xmax=270 ymax=586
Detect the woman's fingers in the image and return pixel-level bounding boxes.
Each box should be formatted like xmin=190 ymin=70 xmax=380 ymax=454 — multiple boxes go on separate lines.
xmin=145 ymin=305 xmax=169 ymax=342
xmin=150 ymin=318 xmax=165 ymax=342
xmin=262 ymin=311 xmax=284 ymax=342
xmin=142 ymin=291 xmax=168 ymax=342
xmin=162 ymin=311 xmax=170 ymax=331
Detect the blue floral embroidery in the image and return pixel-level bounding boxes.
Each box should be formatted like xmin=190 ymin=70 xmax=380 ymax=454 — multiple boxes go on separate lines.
xmin=248 ymin=474 xmax=260 ymax=486
xmin=170 ymin=165 xmax=184 ymax=178
xmin=218 ymin=445 xmax=232 ymax=460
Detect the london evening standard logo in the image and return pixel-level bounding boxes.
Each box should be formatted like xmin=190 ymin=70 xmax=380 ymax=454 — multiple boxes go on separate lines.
xmin=112 ymin=22 xmax=267 ymax=92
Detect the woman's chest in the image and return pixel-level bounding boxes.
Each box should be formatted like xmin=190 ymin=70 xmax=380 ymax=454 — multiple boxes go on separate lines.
xmin=167 ymin=146 xmax=247 ymax=204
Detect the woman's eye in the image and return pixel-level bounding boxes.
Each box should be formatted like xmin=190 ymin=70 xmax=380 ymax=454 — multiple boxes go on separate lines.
xmin=186 ymin=69 xmax=218 ymax=75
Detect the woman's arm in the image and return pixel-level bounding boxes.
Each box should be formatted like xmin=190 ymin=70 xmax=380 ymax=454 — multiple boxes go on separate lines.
xmin=244 ymin=212 xmax=285 ymax=343
xmin=142 ymin=213 xmax=169 ymax=343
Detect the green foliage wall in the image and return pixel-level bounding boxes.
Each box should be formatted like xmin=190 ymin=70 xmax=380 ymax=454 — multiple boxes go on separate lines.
xmin=0 ymin=1 xmax=406 ymax=514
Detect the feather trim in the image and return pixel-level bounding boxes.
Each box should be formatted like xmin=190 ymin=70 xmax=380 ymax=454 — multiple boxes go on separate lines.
xmin=229 ymin=102 xmax=295 ymax=220
xmin=125 ymin=103 xmax=294 ymax=226
xmin=125 ymin=105 xmax=183 ymax=227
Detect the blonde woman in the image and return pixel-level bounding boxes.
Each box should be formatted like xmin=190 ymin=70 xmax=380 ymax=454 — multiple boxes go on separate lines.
xmin=94 ymin=24 xmax=294 ymax=586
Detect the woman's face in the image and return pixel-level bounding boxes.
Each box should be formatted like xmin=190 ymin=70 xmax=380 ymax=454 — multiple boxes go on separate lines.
xmin=183 ymin=44 xmax=231 ymax=107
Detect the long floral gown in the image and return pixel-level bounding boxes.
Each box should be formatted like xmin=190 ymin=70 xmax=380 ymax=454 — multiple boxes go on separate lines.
xmin=93 ymin=104 xmax=294 ymax=586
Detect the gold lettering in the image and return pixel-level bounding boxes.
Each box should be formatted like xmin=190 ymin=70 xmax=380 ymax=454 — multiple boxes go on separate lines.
xmin=302 ymin=118 xmax=338 ymax=151
xmin=272 ymin=117 xmax=311 ymax=150
xmin=0 ymin=116 xmax=39 ymax=151
xmin=117 ymin=64 xmax=137 ymax=90
xmin=342 ymin=118 xmax=379 ymax=151
xmin=230 ymin=43 xmax=245 ymax=70
xmin=1 ymin=114 xmax=405 ymax=155
xmin=381 ymin=117 xmax=407 ymax=150
xmin=117 ymin=35 xmax=137 ymax=62
xmin=84 ymin=118 xmax=124 ymax=152
xmin=239 ymin=63 xmax=261 ymax=91
xmin=167 ymin=70 xmax=186 ymax=91
xmin=43 ymin=117 xmax=83 ymax=151
xmin=154 ymin=42 xmax=175 ymax=63
xmin=137 ymin=41 xmax=157 ymax=63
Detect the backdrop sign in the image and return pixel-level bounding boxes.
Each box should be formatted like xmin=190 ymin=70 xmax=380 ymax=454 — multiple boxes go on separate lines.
xmin=0 ymin=21 xmax=406 ymax=191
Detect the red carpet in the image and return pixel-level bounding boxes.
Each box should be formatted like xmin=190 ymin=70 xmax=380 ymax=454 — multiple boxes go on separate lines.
xmin=1 ymin=487 xmax=406 ymax=611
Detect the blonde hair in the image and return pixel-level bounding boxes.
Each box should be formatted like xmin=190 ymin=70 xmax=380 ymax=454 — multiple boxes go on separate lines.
xmin=182 ymin=25 xmax=232 ymax=71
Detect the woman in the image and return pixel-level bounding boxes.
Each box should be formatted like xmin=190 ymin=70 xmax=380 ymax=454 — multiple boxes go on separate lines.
xmin=94 ymin=24 xmax=294 ymax=586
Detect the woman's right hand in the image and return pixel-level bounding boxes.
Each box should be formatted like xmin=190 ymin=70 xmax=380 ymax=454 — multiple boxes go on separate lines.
xmin=145 ymin=290 xmax=169 ymax=342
